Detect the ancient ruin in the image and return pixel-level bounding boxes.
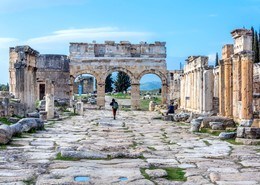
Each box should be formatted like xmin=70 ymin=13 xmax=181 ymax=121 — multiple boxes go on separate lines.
xmin=179 ymin=56 xmax=215 ymax=114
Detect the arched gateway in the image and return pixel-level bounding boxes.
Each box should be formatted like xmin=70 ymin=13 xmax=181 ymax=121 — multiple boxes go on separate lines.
xmin=69 ymin=41 xmax=169 ymax=109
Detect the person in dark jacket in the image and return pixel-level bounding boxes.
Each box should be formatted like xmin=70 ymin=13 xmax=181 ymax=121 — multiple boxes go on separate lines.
xmin=110 ymin=98 xmax=118 ymax=120
xmin=166 ymin=102 xmax=175 ymax=115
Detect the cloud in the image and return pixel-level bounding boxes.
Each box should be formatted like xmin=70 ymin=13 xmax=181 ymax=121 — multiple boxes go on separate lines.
xmin=27 ymin=27 xmax=153 ymax=45
xmin=0 ymin=37 xmax=19 ymax=48
xmin=209 ymin=14 xmax=218 ymax=17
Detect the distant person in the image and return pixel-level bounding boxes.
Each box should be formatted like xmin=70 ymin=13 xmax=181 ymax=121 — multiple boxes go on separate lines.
xmin=110 ymin=98 xmax=119 ymax=120
xmin=166 ymin=102 xmax=175 ymax=115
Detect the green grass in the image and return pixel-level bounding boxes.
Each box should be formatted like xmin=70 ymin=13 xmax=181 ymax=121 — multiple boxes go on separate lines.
xmin=203 ymin=140 xmax=212 ymax=146
xmin=200 ymin=128 xmax=222 ymax=136
xmin=147 ymin=146 xmax=157 ymax=151
xmin=0 ymin=117 xmax=12 ymax=125
xmin=69 ymin=112 xmax=79 ymax=116
xmin=110 ymin=92 xmax=131 ymax=99
xmin=140 ymin=167 xmax=186 ymax=181
xmin=140 ymin=97 xmax=162 ymax=111
xmin=225 ymin=139 xmax=243 ymax=145
xmin=55 ymin=152 xmax=80 ymax=161
xmin=23 ymin=177 xmax=36 ymax=185
xmin=0 ymin=144 xmax=7 ymax=150
xmin=130 ymin=141 xmax=138 ymax=149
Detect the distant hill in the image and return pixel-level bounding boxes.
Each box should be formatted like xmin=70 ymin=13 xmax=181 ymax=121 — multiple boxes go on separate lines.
xmin=140 ymin=81 xmax=161 ymax=91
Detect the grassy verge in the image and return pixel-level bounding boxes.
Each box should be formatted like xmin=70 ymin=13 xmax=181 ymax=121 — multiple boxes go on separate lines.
xmin=0 ymin=117 xmax=12 ymax=125
xmin=55 ymin=152 xmax=80 ymax=161
xmin=140 ymin=97 xmax=161 ymax=111
xmin=109 ymin=93 xmax=131 ymax=99
xmin=199 ymin=128 xmax=222 ymax=136
xmin=225 ymin=139 xmax=243 ymax=145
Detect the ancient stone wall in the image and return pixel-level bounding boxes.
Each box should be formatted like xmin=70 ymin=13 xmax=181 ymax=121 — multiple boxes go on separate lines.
xmin=74 ymin=76 xmax=94 ymax=94
xmin=9 ymin=46 xmax=39 ymax=112
xmin=36 ymin=55 xmax=70 ymax=100
xmin=69 ymin=41 xmax=168 ymax=109
xmin=253 ymin=63 xmax=260 ymax=116
xmin=180 ymin=56 xmax=214 ymax=114
xmin=168 ymin=70 xmax=183 ymax=103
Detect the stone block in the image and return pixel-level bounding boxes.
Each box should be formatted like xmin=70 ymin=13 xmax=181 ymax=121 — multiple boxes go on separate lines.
xmin=76 ymin=102 xmax=84 ymax=116
xmin=209 ymin=122 xmax=224 ymax=130
xmin=236 ymin=127 xmax=245 ymax=138
xmin=145 ymin=169 xmax=167 ymax=179
xmin=240 ymin=120 xmax=253 ymax=127
xmin=190 ymin=119 xmax=202 ymax=132
xmin=244 ymin=127 xmax=260 ymax=139
xmin=163 ymin=115 xmax=173 ymax=121
xmin=201 ymin=116 xmax=235 ymax=129
xmin=219 ymin=132 xmax=236 ymax=139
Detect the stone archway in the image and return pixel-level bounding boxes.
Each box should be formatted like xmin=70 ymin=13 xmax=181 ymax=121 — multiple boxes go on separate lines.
xmin=137 ymin=69 xmax=168 ymax=105
xmin=69 ymin=41 xmax=168 ymax=109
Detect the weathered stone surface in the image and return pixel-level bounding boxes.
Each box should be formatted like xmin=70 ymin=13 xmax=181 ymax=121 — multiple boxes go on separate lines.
xmin=210 ymin=172 xmax=220 ymax=183
xmin=240 ymin=120 xmax=253 ymax=127
xmin=201 ymin=116 xmax=235 ymax=129
xmin=174 ymin=112 xmax=190 ymax=122
xmin=209 ymin=122 xmax=224 ymax=130
xmin=145 ymin=169 xmax=167 ymax=178
xmin=219 ymin=132 xmax=236 ymax=139
xmin=236 ymin=127 xmax=245 ymax=138
xmin=244 ymin=127 xmax=260 ymax=139
xmin=190 ymin=119 xmax=201 ymax=132
xmin=163 ymin=115 xmax=173 ymax=121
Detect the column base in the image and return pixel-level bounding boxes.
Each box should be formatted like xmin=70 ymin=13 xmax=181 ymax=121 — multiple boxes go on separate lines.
xmin=239 ymin=119 xmax=253 ymax=127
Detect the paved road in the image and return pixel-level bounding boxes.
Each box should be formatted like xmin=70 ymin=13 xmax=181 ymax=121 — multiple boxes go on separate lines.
xmin=0 ymin=109 xmax=260 ymax=184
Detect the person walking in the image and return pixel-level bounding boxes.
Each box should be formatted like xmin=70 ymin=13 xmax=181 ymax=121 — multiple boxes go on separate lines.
xmin=110 ymin=98 xmax=119 ymax=120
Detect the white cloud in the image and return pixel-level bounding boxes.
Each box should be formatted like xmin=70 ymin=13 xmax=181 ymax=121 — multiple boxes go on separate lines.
xmin=0 ymin=37 xmax=18 ymax=48
xmin=27 ymin=27 xmax=153 ymax=45
xmin=209 ymin=14 xmax=218 ymax=17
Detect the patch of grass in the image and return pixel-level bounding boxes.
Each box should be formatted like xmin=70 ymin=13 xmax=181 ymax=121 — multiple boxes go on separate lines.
xmin=147 ymin=146 xmax=157 ymax=151
xmin=140 ymin=168 xmax=150 ymax=180
xmin=124 ymin=130 xmax=133 ymax=133
xmin=121 ymin=107 xmax=131 ymax=111
xmin=200 ymin=128 xmax=222 ymax=136
xmin=203 ymin=140 xmax=212 ymax=146
xmin=0 ymin=117 xmax=12 ymax=125
xmin=255 ymin=149 xmax=260 ymax=153
xmin=0 ymin=144 xmax=7 ymax=150
xmin=69 ymin=112 xmax=79 ymax=116
xmin=130 ymin=141 xmax=138 ymax=149
xmin=55 ymin=152 xmax=80 ymax=161
xmin=140 ymin=133 xmax=144 ymax=136
xmin=225 ymin=139 xmax=243 ymax=145
xmin=110 ymin=93 xmax=131 ymax=99
xmin=140 ymin=167 xmax=186 ymax=181
xmin=23 ymin=177 xmax=36 ymax=185
xmin=140 ymin=97 xmax=161 ymax=111
xmin=165 ymin=167 xmax=187 ymax=181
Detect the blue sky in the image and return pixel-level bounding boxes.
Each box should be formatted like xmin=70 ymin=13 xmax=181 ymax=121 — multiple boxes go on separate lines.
xmin=0 ymin=0 xmax=260 ymax=84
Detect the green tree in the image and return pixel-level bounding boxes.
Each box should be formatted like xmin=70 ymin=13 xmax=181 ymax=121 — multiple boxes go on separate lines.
xmin=114 ymin=72 xmax=131 ymax=93
xmin=105 ymin=74 xmax=114 ymax=93
xmin=215 ymin=52 xmax=219 ymax=67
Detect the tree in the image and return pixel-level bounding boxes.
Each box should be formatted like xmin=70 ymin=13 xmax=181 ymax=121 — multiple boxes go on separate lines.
xmin=215 ymin=52 xmax=219 ymax=67
xmin=114 ymin=72 xmax=131 ymax=93
xmin=105 ymin=74 xmax=114 ymax=93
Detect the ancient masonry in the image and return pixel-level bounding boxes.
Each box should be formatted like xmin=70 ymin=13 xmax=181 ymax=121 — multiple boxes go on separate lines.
xmin=219 ymin=29 xmax=254 ymax=124
xmin=179 ymin=56 xmax=214 ymax=114
xmin=9 ymin=41 xmax=169 ymax=112
xmin=168 ymin=70 xmax=182 ymax=103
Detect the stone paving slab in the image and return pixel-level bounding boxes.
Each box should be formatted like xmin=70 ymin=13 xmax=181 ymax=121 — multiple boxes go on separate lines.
xmin=0 ymin=109 xmax=259 ymax=184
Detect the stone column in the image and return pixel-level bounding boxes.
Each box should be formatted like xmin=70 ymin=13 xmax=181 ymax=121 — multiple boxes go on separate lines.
xmin=232 ymin=54 xmax=240 ymax=119
xmin=199 ymin=69 xmax=203 ymax=113
xmin=219 ymin=60 xmax=225 ymax=116
xmin=202 ymin=70 xmax=214 ymax=113
xmin=241 ymin=52 xmax=253 ymax=122
xmin=69 ymin=76 xmax=75 ymax=107
xmin=161 ymin=83 xmax=168 ymax=104
xmin=224 ymin=59 xmax=233 ymax=117
xmin=97 ymin=83 xmax=105 ymax=108
xmin=45 ymin=79 xmax=55 ymax=120
xmin=131 ymin=83 xmax=140 ymax=110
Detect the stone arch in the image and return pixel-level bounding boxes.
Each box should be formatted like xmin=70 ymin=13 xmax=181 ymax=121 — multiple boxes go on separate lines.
xmin=104 ymin=67 xmax=135 ymax=83
xmin=137 ymin=69 xmax=168 ymax=104
xmin=137 ymin=69 xmax=167 ymax=85
xmin=71 ymin=69 xmax=100 ymax=83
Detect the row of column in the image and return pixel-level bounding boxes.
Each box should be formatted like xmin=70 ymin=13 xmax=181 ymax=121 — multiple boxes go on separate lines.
xmin=180 ymin=69 xmax=213 ymax=113
xmin=219 ymin=53 xmax=253 ymax=121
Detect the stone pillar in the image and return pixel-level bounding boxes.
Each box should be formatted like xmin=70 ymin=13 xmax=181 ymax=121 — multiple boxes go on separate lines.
xmin=161 ymin=83 xmax=168 ymax=104
xmin=97 ymin=83 xmax=105 ymax=108
xmin=199 ymin=69 xmax=203 ymax=113
xmin=219 ymin=61 xmax=225 ymax=116
xmin=232 ymin=54 xmax=241 ymax=119
xmin=131 ymin=83 xmax=140 ymax=110
xmin=241 ymin=52 xmax=253 ymax=121
xmin=202 ymin=70 xmax=214 ymax=113
xmin=69 ymin=76 xmax=75 ymax=107
xmin=76 ymin=102 xmax=84 ymax=115
xmin=224 ymin=59 xmax=233 ymax=117
xmin=45 ymin=79 xmax=55 ymax=120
